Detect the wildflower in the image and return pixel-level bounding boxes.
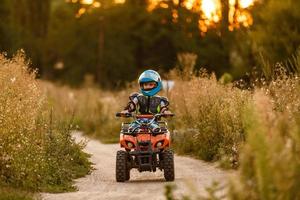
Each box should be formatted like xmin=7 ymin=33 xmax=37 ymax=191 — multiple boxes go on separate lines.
xmin=10 ymin=77 xmax=16 ymax=83
xmin=68 ymin=92 xmax=74 ymax=99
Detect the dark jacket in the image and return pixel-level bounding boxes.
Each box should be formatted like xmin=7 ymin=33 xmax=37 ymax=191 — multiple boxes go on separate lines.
xmin=124 ymin=92 xmax=169 ymax=114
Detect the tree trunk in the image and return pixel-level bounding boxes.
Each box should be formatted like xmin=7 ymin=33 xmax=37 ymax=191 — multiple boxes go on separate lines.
xmin=12 ymin=0 xmax=50 ymax=38
xmin=221 ymin=0 xmax=229 ymax=34
xmin=127 ymin=0 xmax=147 ymax=6
xmin=11 ymin=0 xmax=51 ymax=75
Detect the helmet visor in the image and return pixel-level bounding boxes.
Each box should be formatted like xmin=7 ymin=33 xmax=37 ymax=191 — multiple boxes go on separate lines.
xmin=141 ymin=82 xmax=157 ymax=91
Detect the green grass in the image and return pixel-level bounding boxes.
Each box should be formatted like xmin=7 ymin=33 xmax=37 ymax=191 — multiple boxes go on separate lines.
xmin=0 ymin=187 xmax=34 ymax=200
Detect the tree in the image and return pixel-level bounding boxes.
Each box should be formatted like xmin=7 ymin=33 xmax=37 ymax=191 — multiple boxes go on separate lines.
xmin=0 ymin=0 xmax=13 ymax=53
xmin=0 ymin=0 xmax=267 ymax=87
xmin=251 ymin=0 xmax=300 ymax=66
xmin=221 ymin=0 xmax=229 ymax=35
xmin=8 ymin=0 xmax=51 ymax=73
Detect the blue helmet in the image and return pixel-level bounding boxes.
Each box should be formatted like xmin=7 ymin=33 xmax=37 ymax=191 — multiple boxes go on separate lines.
xmin=138 ymin=70 xmax=162 ymax=96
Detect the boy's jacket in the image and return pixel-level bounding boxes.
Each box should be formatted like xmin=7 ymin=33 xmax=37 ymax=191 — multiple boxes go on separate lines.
xmin=125 ymin=92 xmax=169 ymax=114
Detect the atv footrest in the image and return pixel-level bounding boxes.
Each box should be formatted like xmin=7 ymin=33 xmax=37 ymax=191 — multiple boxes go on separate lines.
xmin=129 ymin=150 xmax=159 ymax=156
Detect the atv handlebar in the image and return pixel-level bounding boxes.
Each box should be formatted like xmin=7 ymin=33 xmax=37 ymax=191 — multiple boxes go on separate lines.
xmin=115 ymin=112 xmax=175 ymax=118
xmin=156 ymin=113 xmax=175 ymax=118
xmin=116 ymin=112 xmax=132 ymax=118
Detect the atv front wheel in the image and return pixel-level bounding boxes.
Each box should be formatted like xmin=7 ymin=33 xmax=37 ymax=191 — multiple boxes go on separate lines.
xmin=163 ymin=149 xmax=175 ymax=181
xmin=116 ymin=150 xmax=129 ymax=182
xmin=125 ymin=164 xmax=130 ymax=181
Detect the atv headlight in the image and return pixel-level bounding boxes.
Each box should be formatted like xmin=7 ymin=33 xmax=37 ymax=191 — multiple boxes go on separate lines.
xmin=127 ymin=142 xmax=134 ymax=148
xmin=156 ymin=141 xmax=163 ymax=148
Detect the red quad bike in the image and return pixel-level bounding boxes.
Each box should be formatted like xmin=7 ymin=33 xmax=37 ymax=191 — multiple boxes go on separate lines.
xmin=115 ymin=112 xmax=175 ymax=182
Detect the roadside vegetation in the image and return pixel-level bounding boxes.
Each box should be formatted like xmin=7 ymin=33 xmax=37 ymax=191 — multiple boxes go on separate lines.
xmin=42 ymin=50 xmax=300 ymax=199
xmin=45 ymin=52 xmax=300 ymax=167
xmin=44 ymin=52 xmax=300 ymax=200
xmin=169 ymin=66 xmax=249 ymax=167
xmin=162 ymin=56 xmax=300 ymax=199
xmin=42 ymin=81 xmax=133 ymax=143
xmin=5 ymin=47 xmax=297 ymax=200
xmin=0 ymin=0 xmax=299 ymax=199
xmin=0 ymin=52 xmax=91 ymax=199
xmin=43 ymin=50 xmax=295 ymax=162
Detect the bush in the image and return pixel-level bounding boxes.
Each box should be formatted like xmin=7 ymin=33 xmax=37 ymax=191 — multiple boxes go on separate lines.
xmin=42 ymin=82 xmax=130 ymax=143
xmin=228 ymin=92 xmax=300 ymax=199
xmin=228 ymin=70 xmax=300 ymax=199
xmin=0 ymin=52 xmax=91 ymax=192
xmin=251 ymin=0 xmax=300 ymax=66
xmin=170 ymin=72 xmax=250 ymax=166
xmin=0 ymin=187 xmax=34 ymax=200
xmin=163 ymin=67 xmax=300 ymax=199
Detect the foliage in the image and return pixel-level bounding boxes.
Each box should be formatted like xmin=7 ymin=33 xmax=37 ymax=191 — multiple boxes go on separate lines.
xmin=229 ymin=99 xmax=300 ymax=199
xmin=42 ymin=81 xmax=133 ymax=143
xmin=0 ymin=187 xmax=34 ymax=200
xmin=228 ymin=68 xmax=300 ymax=199
xmin=251 ymin=0 xmax=300 ymax=75
xmin=0 ymin=0 xmax=248 ymax=88
xmin=0 ymin=52 xmax=91 ymax=192
xmin=163 ymin=62 xmax=300 ymax=199
xmin=1 ymin=0 xmax=299 ymax=88
xmin=163 ymin=182 xmax=224 ymax=200
xmin=169 ymin=70 xmax=250 ymax=166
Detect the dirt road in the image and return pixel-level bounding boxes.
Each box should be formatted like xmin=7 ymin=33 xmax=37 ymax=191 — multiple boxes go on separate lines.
xmin=42 ymin=133 xmax=229 ymax=200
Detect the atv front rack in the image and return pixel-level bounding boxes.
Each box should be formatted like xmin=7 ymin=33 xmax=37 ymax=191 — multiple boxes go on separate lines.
xmin=120 ymin=122 xmax=168 ymax=134
xmin=128 ymin=140 xmax=162 ymax=172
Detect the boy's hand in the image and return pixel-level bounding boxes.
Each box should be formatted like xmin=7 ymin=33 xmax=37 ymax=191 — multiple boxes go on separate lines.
xmin=120 ymin=110 xmax=130 ymax=114
xmin=162 ymin=110 xmax=172 ymax=115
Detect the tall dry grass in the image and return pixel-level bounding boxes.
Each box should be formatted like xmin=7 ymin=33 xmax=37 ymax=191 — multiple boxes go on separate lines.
xmin=41 ymin=81 xmax=134 ymax=143
xmin=165 ymin=53 xmax=251 ymax=167
xmin=228 ymin=71 xmax=300 ymax=199
xmin=164 ymin=63 xmax=300 ymax=199
xmin=36 ymin=50 xmax=300 ymax=200
xmin=50 ymin=53 xmax=250 ymax=168
xmin=0 ymin=52 xmax=91 ymax=194
xmin=170 ymin=73 xmax=250 ymax=165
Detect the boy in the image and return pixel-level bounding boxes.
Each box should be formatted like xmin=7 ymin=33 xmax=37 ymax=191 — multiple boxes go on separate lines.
xmin=121 ymin=70 xmax=171 ymax=133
